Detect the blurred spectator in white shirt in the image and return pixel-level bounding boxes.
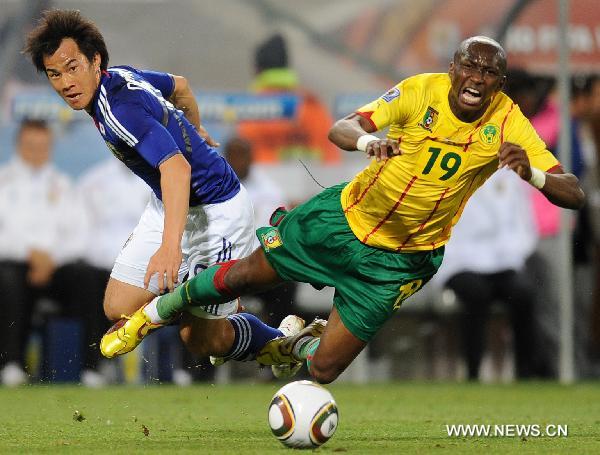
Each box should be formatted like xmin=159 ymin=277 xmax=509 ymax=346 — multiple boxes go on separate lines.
xmin=0 ymin=119 xmax=88 ymax=386
xmin=433 ymin=169 xmax=541 ymax=380
xmin=78 ymin=158 xmax=150 ymax=271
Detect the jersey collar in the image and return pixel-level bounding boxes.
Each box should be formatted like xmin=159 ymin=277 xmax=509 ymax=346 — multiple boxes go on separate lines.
xmin=88 ymin=70 xmax=111 ymax=118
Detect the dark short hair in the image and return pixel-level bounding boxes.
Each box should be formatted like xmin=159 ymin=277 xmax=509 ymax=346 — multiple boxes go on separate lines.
xmin=23 ymin=9 xmax=109 ymax=72
xmin=17 ymin=118 xmax=51 ymax=140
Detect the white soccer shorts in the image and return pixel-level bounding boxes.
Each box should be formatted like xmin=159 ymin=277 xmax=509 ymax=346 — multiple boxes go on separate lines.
xmin=111 ymin=185 xmax=256 ymax=319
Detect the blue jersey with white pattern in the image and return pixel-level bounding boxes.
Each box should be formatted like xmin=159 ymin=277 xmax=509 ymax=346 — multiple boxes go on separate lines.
xmin=90 ymin=66 xmax=239 ymax=206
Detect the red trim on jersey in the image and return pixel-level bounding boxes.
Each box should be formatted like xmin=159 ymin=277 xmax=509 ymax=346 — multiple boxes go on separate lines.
xmin=213 ymin=260 xmax=239 ymax=296
xmin=451 ymin=166 xmax=486 ymax=224
xmin=397 ymin=187 xmax=450 ymax=251
xmin=344 ymin=160 xmax=390 ymax=213
xmin=355 ymin=111 xmax=377 ymax=131
xmin=463 ymin=119 xmax=484 ymax=153
xmin=546 ymin=163 xmax=563 ymax=174
xmin=500 ymin=103 xmax=515 ymax=143
xmin=362 ymin=175 xmax=418 ymax=244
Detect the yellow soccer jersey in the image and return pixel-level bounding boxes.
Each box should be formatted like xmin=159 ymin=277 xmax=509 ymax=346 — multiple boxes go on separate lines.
xmin=341 ymin=73 xmax=560 ymax=252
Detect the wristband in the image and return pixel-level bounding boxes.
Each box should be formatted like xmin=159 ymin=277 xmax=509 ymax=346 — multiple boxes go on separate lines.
xmin=528 ymin=167 xmax=546 ymax=189
xmin=356 ymin=134 xmax=379 ymax=152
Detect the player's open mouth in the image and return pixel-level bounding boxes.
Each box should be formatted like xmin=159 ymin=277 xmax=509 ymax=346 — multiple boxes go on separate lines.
xmin=66 ymin=93 xmax=82 ymax=103
xmin=460 ymin=87 xmax=482 ymax=106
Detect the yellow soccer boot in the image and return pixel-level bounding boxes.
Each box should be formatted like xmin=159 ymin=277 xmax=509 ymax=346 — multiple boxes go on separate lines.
xmin=256 ymin=318 xmax=327 ymax=366
xmin=100 ymin=305 xmax=163 ymax=358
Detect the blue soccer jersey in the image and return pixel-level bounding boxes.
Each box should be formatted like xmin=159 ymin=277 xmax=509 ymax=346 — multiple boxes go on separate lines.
xmin=90 ymin=66 xmax=239 ymax=206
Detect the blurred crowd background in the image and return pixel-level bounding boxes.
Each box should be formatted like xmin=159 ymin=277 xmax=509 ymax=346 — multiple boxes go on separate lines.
xmin=0 ymin=0 xmax=599 ymax=387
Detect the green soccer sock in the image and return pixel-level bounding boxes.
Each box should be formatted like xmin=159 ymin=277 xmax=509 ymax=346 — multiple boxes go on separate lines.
xmin=155 ymin=261 xmax=238 ymax=321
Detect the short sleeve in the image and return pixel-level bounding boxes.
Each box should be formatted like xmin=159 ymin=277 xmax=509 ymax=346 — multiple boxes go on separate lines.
xmin=137 ymin=69 xmax=175 ymax=99
xmin=355 ymin=80 xmax=415 ymax=131
xmin=111 ymin=95 xmax=180 ymax=168
xmin=504 ymin=107 xmax=560 ymax=172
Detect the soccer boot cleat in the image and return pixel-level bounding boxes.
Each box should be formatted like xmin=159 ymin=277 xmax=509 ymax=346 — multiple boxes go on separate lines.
xmin=100 ymin=305 xmax=163 ymax=358
xmin=256 ymin=318 xmax=327 ymax=367
xmin=271 ymin=315 xmax=306 ymax=379
xmin=209 ymin=355 xmax=227 ymax=366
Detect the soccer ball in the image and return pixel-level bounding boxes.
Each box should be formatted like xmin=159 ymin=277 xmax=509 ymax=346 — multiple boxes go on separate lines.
xmin=268 ymin=380 xmax=339 ymax=449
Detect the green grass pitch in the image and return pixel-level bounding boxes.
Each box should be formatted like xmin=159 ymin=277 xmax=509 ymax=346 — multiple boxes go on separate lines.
xmin=0 ymin=382 xmax=599 ymax=454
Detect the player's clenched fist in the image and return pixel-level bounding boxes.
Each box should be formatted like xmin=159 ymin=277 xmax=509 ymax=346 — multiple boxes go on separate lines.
xmin=497 ymin=142 xmax=532 ymax=181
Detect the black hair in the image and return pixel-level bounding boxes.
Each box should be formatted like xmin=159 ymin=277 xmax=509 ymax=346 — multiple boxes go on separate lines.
xmin=23 ymin=9 xmax=109 ymax=72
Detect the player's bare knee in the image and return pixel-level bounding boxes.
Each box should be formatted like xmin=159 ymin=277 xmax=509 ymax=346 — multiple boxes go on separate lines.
xmin=103 ymin=297 xmax=120 ymax=321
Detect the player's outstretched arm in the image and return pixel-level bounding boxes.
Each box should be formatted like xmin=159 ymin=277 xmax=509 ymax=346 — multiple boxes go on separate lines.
xmin=328 ymin=114 xmax=399 ymax=161
xmin=144 ymin=153 xmax=191 ymax=293
xmin=170 ymin=75 xmax=219 ymax=147
xmin=498 ymin=142 xmax=585 ymax=210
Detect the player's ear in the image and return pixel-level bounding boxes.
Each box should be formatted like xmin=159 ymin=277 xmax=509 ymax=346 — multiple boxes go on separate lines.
xmin=448 ymin=61 xmax=455 ymax=78
xmin=496 ymin=75 xmax=506 ymax=92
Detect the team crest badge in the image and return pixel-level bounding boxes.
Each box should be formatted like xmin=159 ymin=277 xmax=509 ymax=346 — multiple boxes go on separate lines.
xmin=479 ymin=123 xmax=500 ymax=145
xmin=419 ymin=106 xmax=439 ymax=132
xmin=261 ymin=228 xmax=283 ymax=251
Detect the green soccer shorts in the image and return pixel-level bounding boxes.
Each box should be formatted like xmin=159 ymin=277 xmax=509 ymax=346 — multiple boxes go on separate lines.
xmin=256 ymin=183 xmax=444 ymax=342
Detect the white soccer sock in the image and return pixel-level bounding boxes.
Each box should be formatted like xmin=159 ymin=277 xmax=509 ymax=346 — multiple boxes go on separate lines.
xmin=143 ymin=296 xmax=165 ymax=323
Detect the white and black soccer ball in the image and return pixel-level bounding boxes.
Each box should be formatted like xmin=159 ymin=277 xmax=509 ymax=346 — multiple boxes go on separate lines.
xmin=268 ymin=380 xmax=339 ymax=449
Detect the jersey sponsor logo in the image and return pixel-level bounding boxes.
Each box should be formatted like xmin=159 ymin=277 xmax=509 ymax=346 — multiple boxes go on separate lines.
xmin=99 ymin=123 xmax=106 ymax=136
xmin=479 ymin=123 xmax=500 ymax=145
xmin=381 ymin=87 xmax=400 ymax=102
xmin=419 ymin=106 xmax=439 ymax=132
xmin=261 ymin=228 xmax=283 ymax=251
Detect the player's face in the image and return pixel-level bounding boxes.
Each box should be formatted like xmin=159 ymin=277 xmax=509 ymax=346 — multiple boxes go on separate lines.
xmin=448 ymin=42 xmax=506 ymax=122
xmin=18 ymin=127 xmax=52 ymax=169
xmin=43 ymin=38 xmax=101 ymax=112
